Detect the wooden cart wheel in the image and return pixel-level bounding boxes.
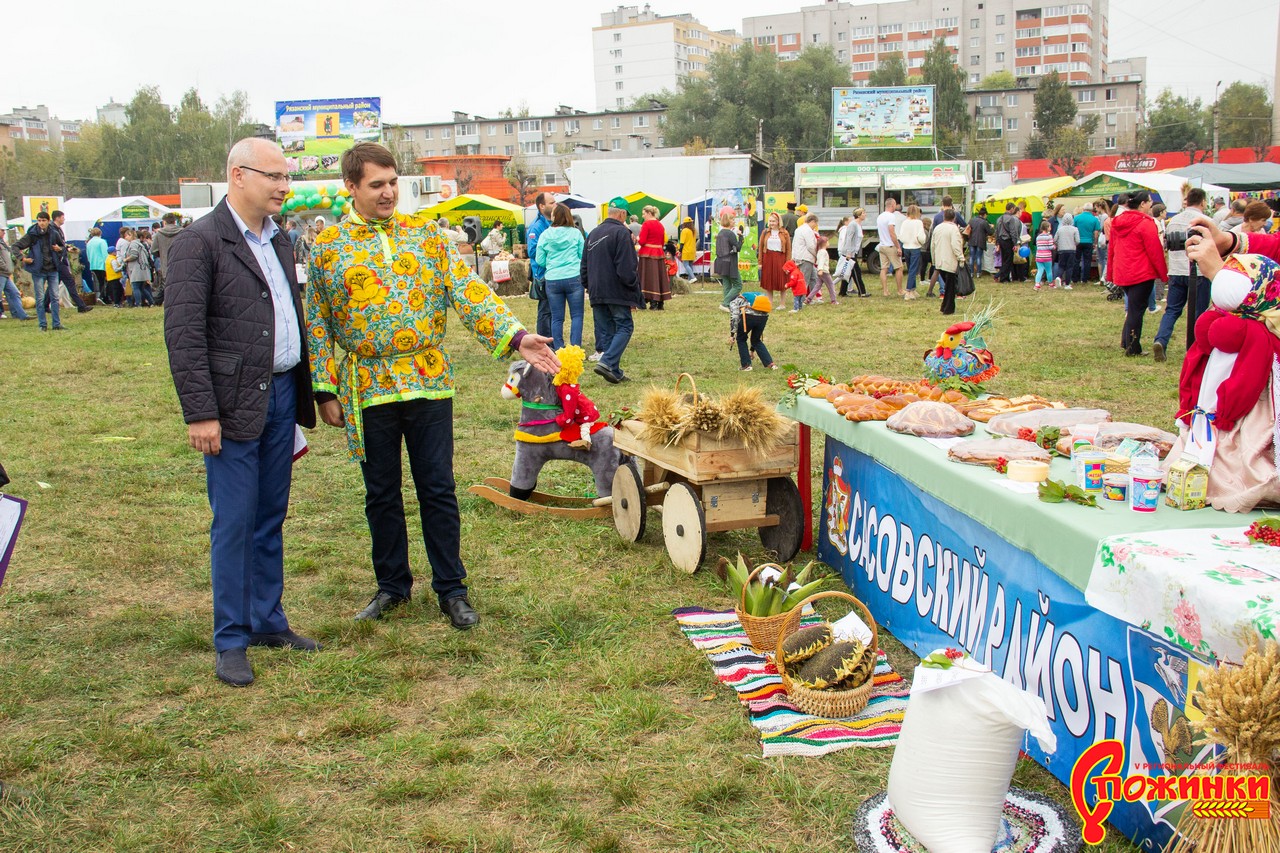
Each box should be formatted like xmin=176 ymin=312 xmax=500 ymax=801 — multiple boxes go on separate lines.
xmin=759 ymin=476 xmax=804 ymax=563
xmin=662 ymin=481 xmax=706 ymax=574
xmin=611 ymin=459 xmax=647 ymax=542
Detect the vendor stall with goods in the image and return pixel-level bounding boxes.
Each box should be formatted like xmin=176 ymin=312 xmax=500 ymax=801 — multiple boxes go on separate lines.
xmin=778 ymin=305 xmax=1278 ymax=851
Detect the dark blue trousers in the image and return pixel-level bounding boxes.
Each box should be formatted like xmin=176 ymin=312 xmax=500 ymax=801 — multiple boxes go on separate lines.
xmin=205 ymin=371 xmax=296 ymax=652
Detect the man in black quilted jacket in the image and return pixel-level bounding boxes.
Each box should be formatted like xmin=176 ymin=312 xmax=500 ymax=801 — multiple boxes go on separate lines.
xmin=163 ymin=137 xmax=318 ymax=688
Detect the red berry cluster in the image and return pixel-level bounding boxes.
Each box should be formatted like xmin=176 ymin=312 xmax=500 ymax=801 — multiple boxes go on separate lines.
xmin=1245 ymin=520 xmax=1280 ymax=546
xmin=944 ymin=648 xmax=964 ymax=660
xmin=1017 ymin=427 xmax=1036 ymax=443
xmin=995 ymin=456 xmax=1009 ymax=474
xmin=786 ymin=374 xmax=800 ymax=389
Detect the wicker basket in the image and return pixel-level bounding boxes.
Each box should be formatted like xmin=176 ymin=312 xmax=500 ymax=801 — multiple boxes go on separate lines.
xmin=775 ymin=590 xmax=879 ymax=719
xmin=734 ymin=563 xmax=798 ymax=653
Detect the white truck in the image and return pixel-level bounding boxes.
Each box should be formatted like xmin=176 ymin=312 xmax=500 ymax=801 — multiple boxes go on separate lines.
xmin=568 ymin=153 xmax=769 ymax=213
xmin=794 ymin=160 xmax=984 ymax=273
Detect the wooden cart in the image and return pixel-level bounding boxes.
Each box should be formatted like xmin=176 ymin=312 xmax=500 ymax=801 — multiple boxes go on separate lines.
xmin=609 ymin=419 xmax=803 ymax=573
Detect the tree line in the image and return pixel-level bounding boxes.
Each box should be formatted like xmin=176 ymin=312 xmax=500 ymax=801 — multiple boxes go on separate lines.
xmin=1 ymin=87 xmax=257 ymax=215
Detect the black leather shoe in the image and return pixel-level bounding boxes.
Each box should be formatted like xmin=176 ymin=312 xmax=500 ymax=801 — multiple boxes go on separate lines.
xmin=249 ymin=629 xmax=320 ymax=651
xmin=216 ymin=648 xmax=254 ymax=687
xmin=593 ymin=363 xmax=622 ymax=384
xmin=442 ymin=596 xmax=479 ymax=630
xmin=355 ymin=591 xmax=408 ymax=621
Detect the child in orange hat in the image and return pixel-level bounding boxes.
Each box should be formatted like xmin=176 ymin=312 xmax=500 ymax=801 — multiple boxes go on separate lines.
xmin=728 ymin=291 xmax=777 ymax=371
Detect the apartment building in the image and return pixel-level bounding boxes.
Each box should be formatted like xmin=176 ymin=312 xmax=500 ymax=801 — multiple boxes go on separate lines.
xmin=967 ymin=77 xmax=1142 ymax=169
xmin=2 ymin=105 xmax=82 ymax=147
xmin=398 ymin=105 xmax=669 ymax=187
xmin=743 ymin=0 xmax=1109 ymax=87
xmin=593 ymin=5 xmax=741 ymax=111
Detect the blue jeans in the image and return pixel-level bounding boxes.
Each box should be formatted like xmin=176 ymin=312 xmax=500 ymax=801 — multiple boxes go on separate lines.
xmin=1 ymin=276 xmax=28 ymax=319
xmin=532 ymin=279 xmax=552 ymax=338
xmin=968 ymin=244 xmax=984 ymax=276
xmin=30 ymin=271 xmax=61 ymax=329
xmin=132 ymin=280 xmax=154 ymax=307
xmin=359 ymin=397 xmax=467 ymax=605
xmin=904 ymin=248 xmax=921 ymax=291
xmin=678 ymin=259 xmax=696 ymax=279
xmin=205 ymin=371 xmax=296 ymax=651
xmin=1155 ymin=275 xmax=1212 ymax=348
xmin=1077 ymin=243 xmax=1094 ymax=282
xmin=546 ymin=276 xmax=584 ymax=350
xmin=592 ymin=302 xmax=634 ymax=376
xmin=735 ymin=313 xmax=773 ymax=368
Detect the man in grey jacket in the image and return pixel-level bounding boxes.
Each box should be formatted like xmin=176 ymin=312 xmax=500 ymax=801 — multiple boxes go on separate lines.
xmin=995 ymin=203 xmax=1022 ymax=283
xmin=0 ymin=234 xmax=30 ymax=320
xmin=151 ymin=212 xmax=184 ymax=304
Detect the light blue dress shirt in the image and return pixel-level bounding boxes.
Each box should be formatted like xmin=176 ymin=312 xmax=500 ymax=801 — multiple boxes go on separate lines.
xmin=227 ymin=204 xmax=301 ymax=373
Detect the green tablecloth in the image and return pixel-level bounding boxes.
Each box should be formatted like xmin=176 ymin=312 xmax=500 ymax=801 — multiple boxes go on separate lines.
xmin=788 ymin=396 xmax=1262 ymax=591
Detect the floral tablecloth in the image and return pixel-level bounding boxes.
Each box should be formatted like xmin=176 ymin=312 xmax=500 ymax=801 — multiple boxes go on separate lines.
xmin=1085 ymin=528 xmax=1280 ymax=663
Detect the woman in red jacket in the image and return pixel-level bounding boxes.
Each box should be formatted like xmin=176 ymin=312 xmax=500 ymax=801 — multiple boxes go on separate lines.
xmin=1108 ymin=191 xmax=1168 ymax=356
xmin=637 ymin=205 xmax=671 ymax=311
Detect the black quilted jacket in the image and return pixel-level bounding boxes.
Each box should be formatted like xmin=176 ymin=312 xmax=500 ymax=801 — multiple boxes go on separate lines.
xmin=163 ymin=200 xmax=316 ymax=441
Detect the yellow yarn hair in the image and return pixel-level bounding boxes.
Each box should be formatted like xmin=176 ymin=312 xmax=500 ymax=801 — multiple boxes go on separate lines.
xmin=553 ymin=345 xmax=586 ymax=385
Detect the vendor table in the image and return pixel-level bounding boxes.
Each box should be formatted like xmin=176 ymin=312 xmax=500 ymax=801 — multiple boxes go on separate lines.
xmin=788 ymin=397 xmax=1270 ymax=852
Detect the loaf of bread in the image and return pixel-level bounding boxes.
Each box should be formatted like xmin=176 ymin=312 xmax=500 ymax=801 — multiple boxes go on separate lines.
xmin=886 ymin=401 xmax=976 ymax=438
xmin=986 ymin=408 xmax=1111 ymax=437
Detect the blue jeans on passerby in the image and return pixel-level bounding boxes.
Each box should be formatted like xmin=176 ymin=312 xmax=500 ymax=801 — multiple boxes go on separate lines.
xmin=679 ymin=259 xmax=696 ymax=279
xmin=532 ymin=279 xmax=552 ymax=339
xmin=205 ymin=371 xmax=296 ymax=652
xmin=1077 ymin=243 xmax=1094 ymax=282
xmin=546 ymin=275 xmax=584 ymax=350
xmin=904 ymin=248 xmax=921 ymax=291
xmin=1 ymin=276 xmax=28 ymax=319
xmin=132 ymin=279 xmax=154 ymax=307
xmin=1058 ymin=251 xmax=1076 ymax=286
xmin=735 ymin=313 xmax=773 ymax=368
xmin=31 ymin=271 xmax=61 ymax=329
xmin=1154 ymin=275 xmax=1212 ymax=348
xmin=969 ymin=244 xmax=984 ymax=276
xmin=592 ymin=302 xmax=634 ymax=377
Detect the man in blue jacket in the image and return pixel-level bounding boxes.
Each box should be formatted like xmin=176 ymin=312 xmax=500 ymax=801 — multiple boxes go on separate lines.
xmin=1073 ymin=205 xmax=1100 ymax=283
xmin=581 ymin=197 xmax=642 ymax=384
xmin=11 ymin=212 xmax=64 ymax=330
xmin=524 ymin=192 xmax=556 ymax=338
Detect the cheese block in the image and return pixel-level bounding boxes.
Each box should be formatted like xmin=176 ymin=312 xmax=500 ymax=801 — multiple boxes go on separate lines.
xmin=1007 ymin=459 xmax=1050 ymax=482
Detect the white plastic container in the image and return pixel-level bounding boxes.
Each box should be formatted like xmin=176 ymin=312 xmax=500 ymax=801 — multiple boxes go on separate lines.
xmin=1130 ymin=467 xmax=1162 ymax=513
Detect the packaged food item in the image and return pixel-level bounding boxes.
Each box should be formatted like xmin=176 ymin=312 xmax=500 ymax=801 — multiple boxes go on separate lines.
xmin=1076 ymin=451 xmax=1108 ymax=493
xmin=886 ymin=401 xmax=976 ymax=438
xmin=1165 ymin=456 xmax=1208 ymax=510
xmin=1130 ymin=467 xmax=1163 ymax=513
xmin=947 ymin=437 xmax=1051 ymax=468
xmin=1103 ymin=474 xmax=1129 ymax=502
xmin=1089 ymin=423 xmax=1177 ymax=458
xmin=985 ymin=408 xmax=1112 ymax=437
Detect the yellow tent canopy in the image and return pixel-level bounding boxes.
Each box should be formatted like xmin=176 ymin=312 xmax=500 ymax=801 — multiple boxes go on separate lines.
xmin=421 ymin=193 xmax=525 ymax=225
xmin=974 ymin=177 xmax=1077 ymax=215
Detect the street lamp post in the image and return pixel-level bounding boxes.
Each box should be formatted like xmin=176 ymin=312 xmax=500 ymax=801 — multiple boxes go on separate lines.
xmin=117 ymin=176 xmax=125 ymax=196
xmin=1212 ymin=80 xmax=1222 ymax=164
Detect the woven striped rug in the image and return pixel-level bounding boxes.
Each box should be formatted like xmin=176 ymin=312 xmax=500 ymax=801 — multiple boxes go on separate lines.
xmin=673 ymin=606 xmax=909 ymax=757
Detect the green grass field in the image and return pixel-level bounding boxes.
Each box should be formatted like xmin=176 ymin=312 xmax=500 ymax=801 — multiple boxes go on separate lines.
xmin=0 ymin=277 xmax=1173 ymax=851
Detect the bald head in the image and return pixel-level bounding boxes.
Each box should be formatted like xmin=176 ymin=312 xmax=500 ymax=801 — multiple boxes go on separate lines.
xmin=226 ymin=137 xmax=285 ymax=178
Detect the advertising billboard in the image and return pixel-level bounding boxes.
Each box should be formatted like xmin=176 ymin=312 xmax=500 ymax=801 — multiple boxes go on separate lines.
xmin=832 ymin=85 xmax=934 ymax=150
xmin=275 ymin=97 xmax=382 ymax=175
xmin=23 ymin=196 xmax=64 ymax=221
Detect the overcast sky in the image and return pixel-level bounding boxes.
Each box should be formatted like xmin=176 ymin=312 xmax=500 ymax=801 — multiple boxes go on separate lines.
xmin=7 ymin=0 xmax=1276 ymax=125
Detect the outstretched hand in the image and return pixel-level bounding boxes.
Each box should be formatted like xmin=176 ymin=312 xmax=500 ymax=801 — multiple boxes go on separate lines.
xmin=518 ymin=332 xmax=561 ymax=375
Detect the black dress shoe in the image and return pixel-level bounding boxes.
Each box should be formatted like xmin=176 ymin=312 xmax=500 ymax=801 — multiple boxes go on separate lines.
xmin=216 ymin=648 xmax=254 ymax=687
xmin=249 ymin=629 xmax=320 ymax=651
xmin=593 ymin=362 xmax=622 ymax=384
xmin=355 ymin=591 xmax=408 ymax=621
xmin=441 ymin=596 xmax=479 ymax=630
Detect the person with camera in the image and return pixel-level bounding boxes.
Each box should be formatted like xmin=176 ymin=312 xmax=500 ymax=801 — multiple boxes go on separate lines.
xmin=1152 ymin=189 xmax=1211 ymax=363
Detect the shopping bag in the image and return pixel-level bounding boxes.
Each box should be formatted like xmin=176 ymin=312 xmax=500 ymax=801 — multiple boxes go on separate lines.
xmin=834 ymin=256 xmax=854 ymax=281
xmin=492 ymin=260 xmax=512 ymax=283
xmin=955 ymin=263 xmax=976 ymax=297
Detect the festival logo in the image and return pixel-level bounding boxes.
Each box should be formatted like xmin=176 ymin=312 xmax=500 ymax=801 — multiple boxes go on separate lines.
xmin=824 ymin=455 xmax=851 ymax=555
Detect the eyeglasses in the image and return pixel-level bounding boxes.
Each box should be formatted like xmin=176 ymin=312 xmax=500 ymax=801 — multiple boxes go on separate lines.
xmin=239 ymin=165 xmax=292 ymax=184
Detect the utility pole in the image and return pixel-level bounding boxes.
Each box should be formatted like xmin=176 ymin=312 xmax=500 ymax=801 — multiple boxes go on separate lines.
xmin=118 ymin=176 xmax=125 ymax=196
xmin=1212 ymin=80 xmax=1222 ymax=164
xmin=757 ymin=119 xmax=763 ymax=157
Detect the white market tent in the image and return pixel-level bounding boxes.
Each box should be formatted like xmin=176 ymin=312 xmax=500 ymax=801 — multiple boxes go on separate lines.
xmin=58 ymin=196 xmax=174 ymax=242
xmin=1050 ymin=171 xmax=1228 ymax=215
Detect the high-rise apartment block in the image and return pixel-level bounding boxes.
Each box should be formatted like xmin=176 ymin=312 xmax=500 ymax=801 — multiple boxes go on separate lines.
xmin=593 ymin=5 xmax=741 ymax=111
xmin=743 ymin=0 xmax=1109 ymax=87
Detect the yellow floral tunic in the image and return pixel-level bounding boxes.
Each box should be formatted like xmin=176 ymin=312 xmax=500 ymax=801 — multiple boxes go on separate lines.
xmin=307 ymin=211 xmax=523 ymax=461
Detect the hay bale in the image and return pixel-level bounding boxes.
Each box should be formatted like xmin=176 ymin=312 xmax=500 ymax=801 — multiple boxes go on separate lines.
xmin=671 ymin=276 xmax=694 ymax=295
xmin=494 ymin=259 xmax=531 ymax=297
